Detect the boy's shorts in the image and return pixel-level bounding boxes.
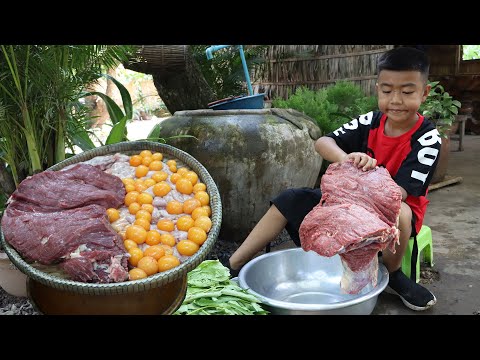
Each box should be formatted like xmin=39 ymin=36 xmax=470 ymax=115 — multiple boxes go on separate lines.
xmin=270 ymin=187 xmax=416 ymax=248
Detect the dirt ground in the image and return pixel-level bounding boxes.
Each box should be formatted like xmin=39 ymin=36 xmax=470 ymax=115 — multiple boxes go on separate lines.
xmin=373 ymin=134 xmax=480 ymax=315
xmin=262 ymin=135 xmax=480 ymax=315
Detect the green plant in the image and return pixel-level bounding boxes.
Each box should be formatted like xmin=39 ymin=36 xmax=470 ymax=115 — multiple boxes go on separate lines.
xmin=325 ymin=81 xmax=378 ymax=121
xmin=79 ymin=74 xmax=133 ymax=149
xmin=190 ymin=45 xmax=267 ymax=99
xmin=0 ymin=45 xmax=136 ymax=191
xmin=462 ymin=45 xmax=480 ymax=60
xmin=272 ymin=81 xmax=377 ymax=135
xmin=273 ymin=87 xmax=341 ymax=134
xmin=420 ymin=81 xmax=462 ymax=138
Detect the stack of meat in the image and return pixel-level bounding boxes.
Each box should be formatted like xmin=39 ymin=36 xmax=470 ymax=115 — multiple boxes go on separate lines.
xmin=1 ymin=163 xmax=129 ymax=283
xmin=299 ymin=161 xmax=402 ymax=294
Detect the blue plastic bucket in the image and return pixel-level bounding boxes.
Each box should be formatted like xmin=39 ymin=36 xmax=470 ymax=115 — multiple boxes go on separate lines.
xmin=209 ymin=93 xmax=265 ymax=110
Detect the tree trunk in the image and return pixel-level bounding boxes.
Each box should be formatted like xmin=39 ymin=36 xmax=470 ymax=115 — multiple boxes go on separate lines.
xmin=125 ymin=46 xmax=215 ymax=114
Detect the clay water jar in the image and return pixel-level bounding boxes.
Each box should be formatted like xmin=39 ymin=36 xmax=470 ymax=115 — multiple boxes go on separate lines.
xmin=157 ymin=108 xmax=323 ymax=243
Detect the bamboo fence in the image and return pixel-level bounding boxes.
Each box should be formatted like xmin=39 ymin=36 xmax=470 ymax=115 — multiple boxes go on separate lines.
xmin=251 ymin=45 xmax=394 ymax=99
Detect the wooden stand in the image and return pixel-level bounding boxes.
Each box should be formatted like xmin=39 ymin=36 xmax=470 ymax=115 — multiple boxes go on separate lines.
xmin=428 ymin=175 xmax=463 ymax=191
xmin=27 ymin=275 xmax=187 ymax=315
xmin=451 ymin=115 xmax=467 ymax=151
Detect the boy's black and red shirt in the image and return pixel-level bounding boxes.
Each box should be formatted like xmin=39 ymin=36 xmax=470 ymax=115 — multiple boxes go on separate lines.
xmin=325 ymin=110 xmax=442 ymax=234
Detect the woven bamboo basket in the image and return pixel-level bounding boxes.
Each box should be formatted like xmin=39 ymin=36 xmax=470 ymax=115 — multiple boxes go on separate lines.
xmin=139 ymin=45 xmax=187 ymax=68
xmin=0 ymin=141 xmax=222 ymax=301
xmin=131 ymin=45 xmax=188 ymax=73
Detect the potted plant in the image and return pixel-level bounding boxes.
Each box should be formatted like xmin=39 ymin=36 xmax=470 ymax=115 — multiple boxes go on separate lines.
xmin=419 ymin=81 xmax=462 ymax=183
xmin=420 ymin=81 xmax=462 ymax=138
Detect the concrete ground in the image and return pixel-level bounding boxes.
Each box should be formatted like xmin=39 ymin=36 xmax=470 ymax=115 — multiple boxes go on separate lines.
xmin=373 ymin=134 xmax=480 ymax=315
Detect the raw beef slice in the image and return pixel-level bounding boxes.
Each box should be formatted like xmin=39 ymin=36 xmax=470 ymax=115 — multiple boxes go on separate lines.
xmin=1 ymin=163 xmax=128 ymax=283
xmin=299 ymin=161 xmax=402 ymax=294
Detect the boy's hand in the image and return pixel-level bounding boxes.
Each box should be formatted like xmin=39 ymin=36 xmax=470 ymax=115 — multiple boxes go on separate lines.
xmin=342 ymin=152 xmax=377 ymax=172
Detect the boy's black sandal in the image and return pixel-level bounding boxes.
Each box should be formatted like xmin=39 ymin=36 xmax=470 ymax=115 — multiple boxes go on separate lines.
xmin=385 ymin=268 xmax=437 ymax=311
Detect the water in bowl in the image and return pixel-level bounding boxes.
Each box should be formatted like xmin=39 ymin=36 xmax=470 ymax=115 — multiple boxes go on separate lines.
xmin=268 ymin=276 xmax=365 ymax=304
xmin=283 ymin=291 xmax=345 ymax=304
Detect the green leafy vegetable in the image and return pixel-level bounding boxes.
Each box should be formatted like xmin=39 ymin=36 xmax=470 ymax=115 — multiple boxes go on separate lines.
xmin=174 ymin=260 xmax=269 ymax=315
xmin=186 ymin=259 xmax=231 ymax=287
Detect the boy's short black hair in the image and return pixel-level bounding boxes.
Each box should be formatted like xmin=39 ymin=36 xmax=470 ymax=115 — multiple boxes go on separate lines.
xmin=377 ymin=47 xmax=430 ymax=81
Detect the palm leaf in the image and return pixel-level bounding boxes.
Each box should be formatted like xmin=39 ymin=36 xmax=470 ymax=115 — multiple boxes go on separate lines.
xmin=103 ymin=74 xmax=133 ymax=120
xmin=70 ymin=127 xmax=97 ymax=151
xmin=105 ymin=116 xmax=128 ymax=144
xmin=85 ymin=91 xmax=125 ymax=125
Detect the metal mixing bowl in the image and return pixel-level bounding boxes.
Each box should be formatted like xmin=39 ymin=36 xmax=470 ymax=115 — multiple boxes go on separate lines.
xmin=238 ymin=248 xmax=388 ymax=315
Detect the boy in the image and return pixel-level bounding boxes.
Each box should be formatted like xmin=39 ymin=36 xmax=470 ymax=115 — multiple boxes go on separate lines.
xmin=225 ymin=46 xmax=441 ymax=311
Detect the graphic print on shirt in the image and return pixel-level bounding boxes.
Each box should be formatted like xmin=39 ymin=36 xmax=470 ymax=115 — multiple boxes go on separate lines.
xmin=326 ymin=111 xmax=441 ymax=234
